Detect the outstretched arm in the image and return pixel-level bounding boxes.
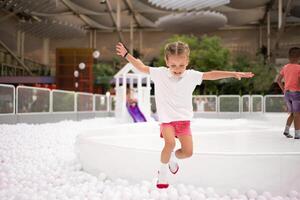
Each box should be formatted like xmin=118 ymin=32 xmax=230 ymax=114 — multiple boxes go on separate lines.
xmin=203 ymin=70 xmax=254 ymax=80
xmin=116 ymin=42 xmax=150 ymax=74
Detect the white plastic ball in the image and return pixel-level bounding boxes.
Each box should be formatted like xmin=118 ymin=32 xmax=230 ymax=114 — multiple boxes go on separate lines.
xmin=257 ymin=195 xmax=267 ymax=200
xmin=262 ymin=192 xmax=272 ymax=199
xmin=198 ymin=193 xmax=206 ymax=200
xmin=238 ymin=194 xmax=248 ymax=200
xmin=160 ymin=191 xmax=168 ymax=199
xmin=229 ymin=189 xmax=239 ymax=198
xmin=190 ymin=190 xmax=200 ymax=200
xmin=178 ymin=186 xmax=188 ymax=196
xmin=288 ymin=191 xmax=298 ymax=198
xmin=247 ymin=189 xmax=258 ymax=199
xmin=122 ymin=190 xmax=132 ymax=200
xmin=73 ymin=70 xmax=79 ymax=77
xmin=197 ymin=187 xmax=205 ymax=194
xmin=93 ymin=50 xmax=100 ymax=58
xmin=206 ymin=187 xmax=215 ymax=197
xmin=98 ymin=172 xmax=107 ymax=181
xmin=78 ymin=62 xmax=86 ymax=70
xmin=169 ymin=189 xmax=179 ymax=200
xmin=223 ymin=196 xmax=232 ymax=200
xmin=180 ymin=195 xmax=191 ymax=200
xmin=150 ymin=190 xmax=160 ymax=199
xmin=276 ymin=196 xmax=284 ymax=200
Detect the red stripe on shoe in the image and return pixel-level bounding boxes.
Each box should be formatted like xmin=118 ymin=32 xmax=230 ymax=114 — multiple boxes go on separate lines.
xmin=156 ymin=183 xmax=169 ymax=189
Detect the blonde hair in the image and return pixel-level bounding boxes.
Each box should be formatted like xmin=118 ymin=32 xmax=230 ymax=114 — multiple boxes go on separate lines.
xmin=164 ymin=41 xmax=190 ymax=60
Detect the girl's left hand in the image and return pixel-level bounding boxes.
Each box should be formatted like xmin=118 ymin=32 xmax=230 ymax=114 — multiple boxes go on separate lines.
xmin=234 ymin=72 xmax=255 ymax=80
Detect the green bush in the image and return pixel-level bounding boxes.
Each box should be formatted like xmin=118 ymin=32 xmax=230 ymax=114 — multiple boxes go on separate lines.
xmin=154 ymin=34 xmax=276 ymax=95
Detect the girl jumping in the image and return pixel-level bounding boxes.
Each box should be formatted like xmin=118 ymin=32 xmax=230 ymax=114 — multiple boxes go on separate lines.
xmin=116 ymin=41 xmax=254 ymax=189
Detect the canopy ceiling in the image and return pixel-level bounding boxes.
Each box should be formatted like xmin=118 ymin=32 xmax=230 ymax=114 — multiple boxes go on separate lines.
xmin=0 ymin=0 xmax=299 ymax=39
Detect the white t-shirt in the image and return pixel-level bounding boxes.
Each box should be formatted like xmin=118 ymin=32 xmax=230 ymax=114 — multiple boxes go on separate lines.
xmin=149 ymin=67 xmax=204 ymax=123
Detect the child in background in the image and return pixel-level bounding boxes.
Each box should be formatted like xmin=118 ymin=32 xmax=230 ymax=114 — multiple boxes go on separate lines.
xmin=116 ymin=41 xmax=254 ymax=189
xmin=277 ymin=47 xmax=300 ymax=139
xmin=126 ymin=87 xmax=137 ymax=107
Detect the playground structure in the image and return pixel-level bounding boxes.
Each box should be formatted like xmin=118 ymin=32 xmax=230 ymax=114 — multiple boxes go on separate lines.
xmin=114 ymin=63 xmax=151 ymax=123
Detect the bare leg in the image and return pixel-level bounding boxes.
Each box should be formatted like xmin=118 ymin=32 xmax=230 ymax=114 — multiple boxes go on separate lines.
xmin=157 ymin=126 xmax=176 ymax=188
xmin=161 ymin=126 xmax=176 ymax=163
xmin=284 ymin=113 xmax=294 ymax=138
xmin=286 ymin=113 xmax=294 ymax=127
xmin=293 ymin=112 xmax=300 ymax=129
xmin=293 ymin=112 xmax=300 ymax=139
xmin=175 ymin=135 xmax=193 ymax=159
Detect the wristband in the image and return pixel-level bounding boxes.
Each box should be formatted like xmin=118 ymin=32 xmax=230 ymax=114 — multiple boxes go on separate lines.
xmin=124 ymin=52 xmax=128 ymax=58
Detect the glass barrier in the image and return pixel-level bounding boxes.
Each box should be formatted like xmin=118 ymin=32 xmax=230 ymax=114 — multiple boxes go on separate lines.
xmin=0 ymin=84 xmax=15 ymax=114
xmin=242 ymin=95 xmax=250 ymax=112
xmin=219 ymin=95 xmax=240 ymax=112
xmin=52 ymin=90 xmax=75 ymax=112
xmin=95 ymin=95 xmax=108 ymax=112
xmin=264 ymin=95 xmax=286 ymax=112
xmin=17 ymin=86 xmax=50 ymax=113
xmin=76 ymin=93 xmax=94 ymax=112
xmin=110 ymin=96 xmax=116 ymax=112
xmin=0 ymin=84 xmax=291 ymax=115
xmin=193 ymin=95 xmax=217 ymax=112
xmin=251 ymin=95 xmax=263 ymax=112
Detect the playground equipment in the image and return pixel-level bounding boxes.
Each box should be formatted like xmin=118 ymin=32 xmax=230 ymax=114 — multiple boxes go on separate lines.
xmin=114 ymin=63 xmax=151 ymax=123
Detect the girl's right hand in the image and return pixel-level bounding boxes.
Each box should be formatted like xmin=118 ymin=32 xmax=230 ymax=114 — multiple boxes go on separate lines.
xmin=116 ymin=42 xmax=128 ymax=57
xmin=234 ymin=72 xmax=255 ymax=80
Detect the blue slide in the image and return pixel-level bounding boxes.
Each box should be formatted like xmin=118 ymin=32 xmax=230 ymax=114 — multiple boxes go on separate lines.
xmin=126 ymin=103 xmax=147 ymax=122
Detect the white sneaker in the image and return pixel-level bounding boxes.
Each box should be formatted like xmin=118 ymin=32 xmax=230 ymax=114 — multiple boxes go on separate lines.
xmin=156 ymin=171 xmax=169 ymax=189
xmin=168 ymin=161 xmax=179 ymax=174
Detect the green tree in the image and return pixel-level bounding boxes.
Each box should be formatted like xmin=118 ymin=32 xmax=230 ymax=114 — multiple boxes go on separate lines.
xmin=153 ymin=34 xmax=276 ymax=94
xmin=226 ymin=54 xmax=276 ymax=95
xmin=93 ymin=62 xmax=116 ymax=92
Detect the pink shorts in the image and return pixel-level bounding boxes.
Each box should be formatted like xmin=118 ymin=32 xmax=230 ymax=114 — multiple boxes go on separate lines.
xmin=160 ymin=121 xmax=191 ymax=138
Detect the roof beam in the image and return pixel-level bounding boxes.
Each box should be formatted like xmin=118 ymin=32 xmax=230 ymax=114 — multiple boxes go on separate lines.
xmin=60 ymin=0 xmax=113 ymax=30
xmin=122 ymin=0 xmax=157 ymax=26
xmin=105 ymin=0 xmax=124 ymax=41
xmin=273 ymin=0 xmax=293 ymax=51
xmin=0 ymin=39 xmax=33 ymax=75
xmin=122 ymin=0 xmax=141 ymax=27
xmin=260 ymin=0 xmax=276 ymax=24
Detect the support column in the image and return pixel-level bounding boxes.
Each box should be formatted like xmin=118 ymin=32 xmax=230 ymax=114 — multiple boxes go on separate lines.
xmin=17 ymin=30 xmax=21 ymax=57
xmin=89 ymin=30 xmax=97 ymax=49
xmin=20 ymin=31 xmax=25 ymax=62
xmin=130 ymin=15 xmax=134 ymax=55
xmin=139 ymin=30 xmax=143 ymax=55
xmin=116 ymin=0 xmax=121 ymax=29
xmin=259 ymin=24 xmax=263 ymax=49
xmin=93 ymin=29 xmax=97 ymax=49
xmin=267 ymin=11 xmax=271 ymax=60
xmin=43 ymin=38 xmax=50 ymax=65
xmin=278 ymin=0 xmax=282 ymax=29
xmin=89 ymin=30 xmax=93 ymax=48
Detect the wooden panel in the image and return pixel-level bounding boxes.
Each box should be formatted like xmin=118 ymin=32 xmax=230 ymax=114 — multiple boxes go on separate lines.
xmin=56 ymin=48 xmax=94 ymax=93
